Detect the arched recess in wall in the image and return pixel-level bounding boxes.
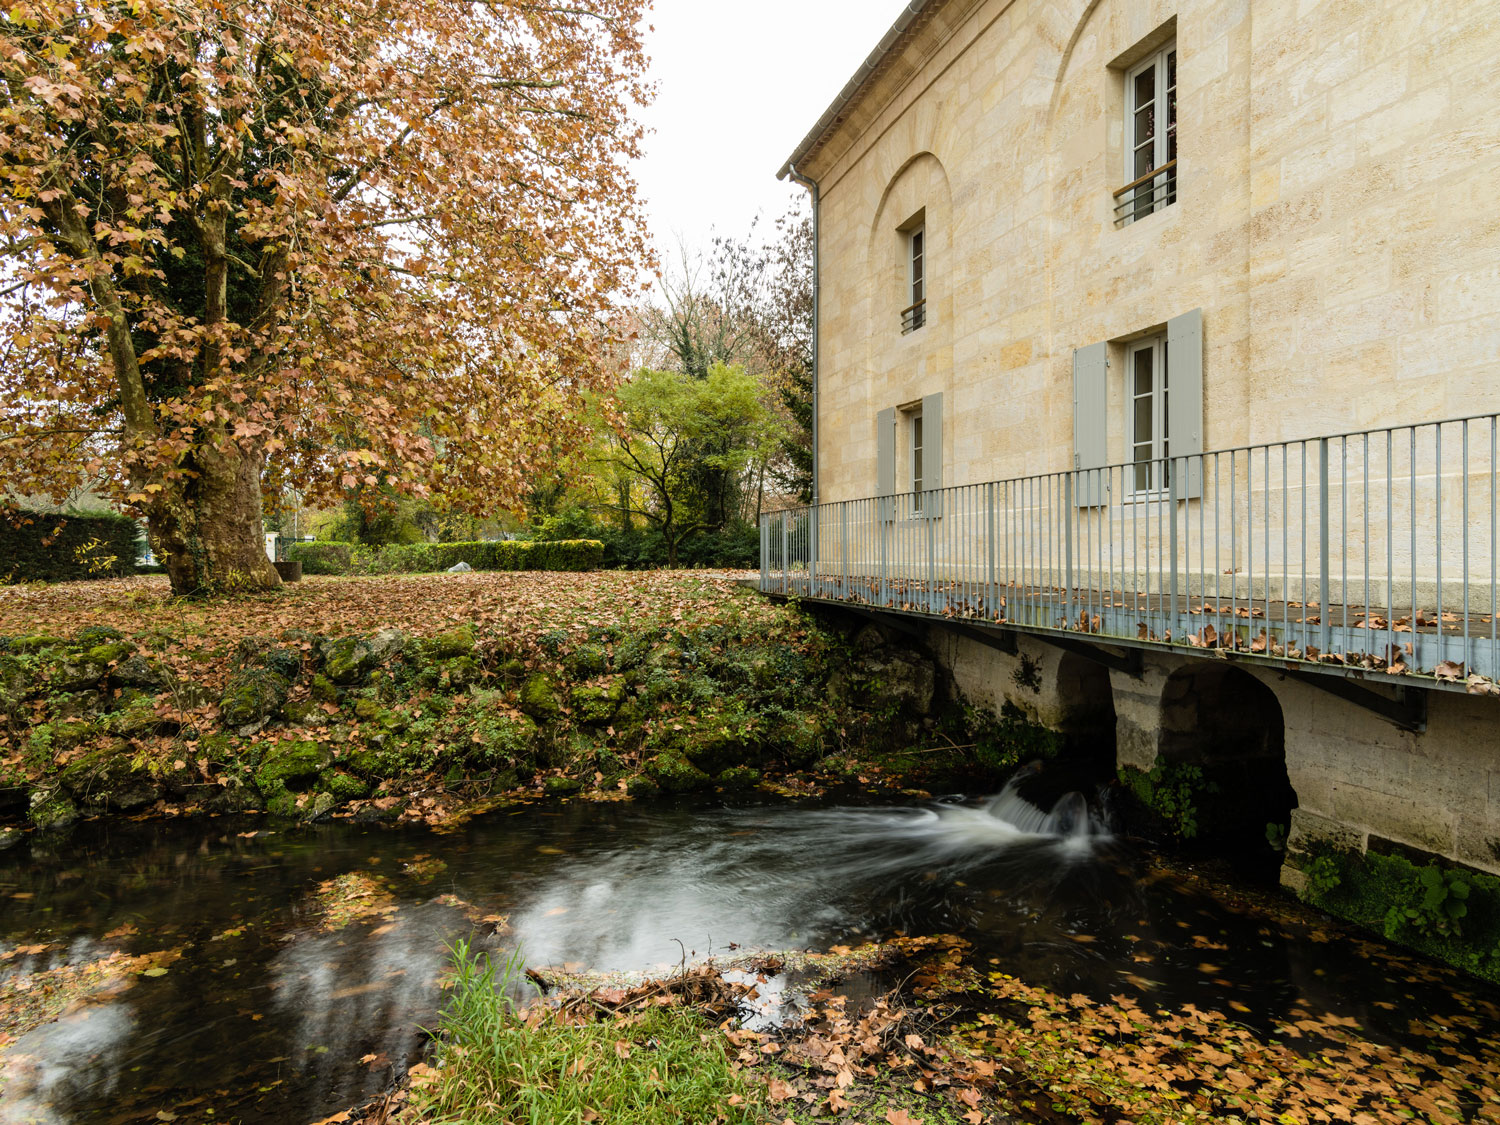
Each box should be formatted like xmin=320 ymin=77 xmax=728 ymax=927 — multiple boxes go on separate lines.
xmin=1157 ymin=664 xmax=1295 ymax=876
xmin=863 ymin=151 xmax=955 ymax=359
xmin=1054 ymin=651 xmax=1117 ymax=760
xmin=1040 ymin=0 xmax=1108 ymax=361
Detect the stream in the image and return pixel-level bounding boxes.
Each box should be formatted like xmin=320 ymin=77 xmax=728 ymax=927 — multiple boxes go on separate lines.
xmin=1 ymin=778 xmax=1496 ymax=1124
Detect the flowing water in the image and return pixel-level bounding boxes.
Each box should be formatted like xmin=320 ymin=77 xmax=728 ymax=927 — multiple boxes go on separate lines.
xmin=0 ymin=776 xmax=1493 ymax=1124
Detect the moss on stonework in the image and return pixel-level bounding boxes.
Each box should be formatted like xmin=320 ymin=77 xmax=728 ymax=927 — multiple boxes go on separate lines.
xmin=219 ymin=669 xmax=291 ymax=729
xmin=319 ymin=769 xmax=368 ymax=801
xmin=29 ymin=789 xmax=77 ymax=829
xmin=424 ymin=625 xmax=476 ymax=661
xmin=73 ymin=626 xmax=124 ymax=649
xmin=569 ymin=677 xmax=627 ymax=725
xmin=255 ymin=740 xmax=331 ymax=789
xmin=519 ymin=673 xmax=562 ymax=720
xmin=716 ymin=766 xmax=761 ymax=789
xmin=10 ymin=635 xmax=65 ymax=654
xmin=310 ymin=674 xmax=339 ymax=703
xmin=644 ymin=753 xmax=710 ymax=793
xmin=1297 ymin=843 xmax=1500 ymax=986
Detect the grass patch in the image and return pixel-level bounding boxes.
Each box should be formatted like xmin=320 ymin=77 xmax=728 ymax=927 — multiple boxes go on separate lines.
xmin=401 ymin=942 xmax=763 ymax=1124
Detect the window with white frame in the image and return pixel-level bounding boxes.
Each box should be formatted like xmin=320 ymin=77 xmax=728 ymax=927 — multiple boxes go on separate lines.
xmin=1128 ymin=335 xmax=1170 ymax=493
xmin=1119 ymin=42 xmax=1177 ymax=226
xmin=903 ymin=227 xmax=926 ymax=333
xmin=910 ymin=408 xmax=925 ymax=510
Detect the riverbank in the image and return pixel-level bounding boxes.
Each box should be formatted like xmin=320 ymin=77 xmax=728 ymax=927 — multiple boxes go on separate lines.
xmin=0 ymin=572 xmax=1050 ymax=840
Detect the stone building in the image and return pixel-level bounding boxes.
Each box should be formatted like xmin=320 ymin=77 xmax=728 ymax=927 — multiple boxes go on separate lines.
xmin=764 ymin=0 xmax=1500 ymax=893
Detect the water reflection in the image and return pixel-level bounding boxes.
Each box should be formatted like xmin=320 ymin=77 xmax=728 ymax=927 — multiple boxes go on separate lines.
xmin=0 ymin=786 xmax=1494 ymax=1124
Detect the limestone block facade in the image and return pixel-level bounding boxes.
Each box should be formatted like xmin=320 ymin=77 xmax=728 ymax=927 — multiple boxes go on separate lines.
xmin=788 ymin=0 xmax=1500 ymax=507
xmin=780 ymin=0 xmax=1500 ymax=888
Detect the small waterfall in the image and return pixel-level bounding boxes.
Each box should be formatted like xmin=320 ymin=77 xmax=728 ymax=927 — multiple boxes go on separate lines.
xmin=982 ymin=770 xmax=1107 ymax=841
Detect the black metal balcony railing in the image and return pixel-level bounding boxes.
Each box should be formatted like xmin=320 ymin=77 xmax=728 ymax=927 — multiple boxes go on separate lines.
xmin=761 ymin=414 xmax=1500 ymax=693
xmin=901 ymin=299 xmax=926 ymax=334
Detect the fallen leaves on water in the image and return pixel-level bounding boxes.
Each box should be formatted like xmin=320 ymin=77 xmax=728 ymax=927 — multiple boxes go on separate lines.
xmin=312 ymin=872 xmax=398 ymax=931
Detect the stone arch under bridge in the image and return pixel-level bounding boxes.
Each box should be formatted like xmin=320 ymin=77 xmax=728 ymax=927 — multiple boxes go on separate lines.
xmin=1154 ymin=663 xmax=1296 ymax=855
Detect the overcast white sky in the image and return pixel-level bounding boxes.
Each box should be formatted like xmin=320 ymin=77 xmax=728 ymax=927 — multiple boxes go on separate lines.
xmin=634 ymin=0 xmax=901 ymax=260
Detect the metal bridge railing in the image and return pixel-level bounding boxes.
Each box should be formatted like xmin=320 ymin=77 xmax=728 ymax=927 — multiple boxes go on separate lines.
xmin=761 ymin=414 xmax=1500 ymax=691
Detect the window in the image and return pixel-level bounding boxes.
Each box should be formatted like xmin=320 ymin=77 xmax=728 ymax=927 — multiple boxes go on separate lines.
xmin=1118 ymin=42 xmax=1176 ymax=226
xmin=1127 ymin=335 xmax=1169 ymax=493
xmin=903 ymin=227 xmax=926 ymax=333
xmin=911 ymin=409 xmax=925 ymax=510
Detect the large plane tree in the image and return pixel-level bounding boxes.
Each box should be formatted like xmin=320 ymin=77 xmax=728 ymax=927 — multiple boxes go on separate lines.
xmin=0 ymin=0 xmax=651 ymax=592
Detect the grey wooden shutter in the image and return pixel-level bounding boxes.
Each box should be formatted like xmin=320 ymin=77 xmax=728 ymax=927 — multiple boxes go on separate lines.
xmin=876 ymin=407 xmax=896 ymax=521
xmin=1167 ymin=308 xmax=1203 ymax=500
xmin=1072 ymin=342 xmax=1109 ymax=507
xmin=921 ymin=392 xmax=943 ymax=517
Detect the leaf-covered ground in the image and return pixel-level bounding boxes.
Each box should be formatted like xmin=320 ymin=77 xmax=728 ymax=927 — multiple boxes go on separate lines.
xmin=1 ymin=571 xmax=1035 ymax=836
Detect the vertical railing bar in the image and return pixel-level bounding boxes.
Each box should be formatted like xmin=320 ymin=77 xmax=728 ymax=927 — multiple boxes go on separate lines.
xmin=1247 ymin=449 xmax=1254 ymax=648
xmin=1282 ymin=443 xmax=1290 ymax=642
xmin=1319 ymin=438 xmax=1331 ymax=657
xmin=1264 ymin=445 xmax=1272 ymax=633
xmin=1363 ymin=436 xmax=1370 ymax=644
xmin=1300 ymin=442 xmax=1308 ymax=653
xmin=1463 ymin=420 xmax=1470 ymax=672
xmin=1169 ymin=458 xmax=1180 ymax=636
xmin=1341 ymin=435 xmax=1349 ymax=638
xmin=1436 ymin=425 xmax=1444 ymax=668
xmin=1410 ymin=427 xmax=1417 ymax=663
xmin=1386 ymin=431 xmax=1395 ymax=671
xmin=1492 ymin=417 xmax=1497 ymax=662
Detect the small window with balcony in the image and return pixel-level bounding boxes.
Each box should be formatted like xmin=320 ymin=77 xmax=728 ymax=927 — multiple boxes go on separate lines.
xmin=1116 ymin=42 xmax=1177 ymax=227
xmin=1127 ymin=334 xmax=1170 ymax=493
xmin=902 ymin=226 xmax=926 ymax=334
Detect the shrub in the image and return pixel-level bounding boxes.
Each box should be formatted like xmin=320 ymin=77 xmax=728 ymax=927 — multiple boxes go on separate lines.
xmin=284 ymin=541 xmax=354 ymax=575
xmin=530 ymin=513 xmax=758 ymax=569
xmin=0 ymin=509 xmax=141 ymax=583
xmin=286 ymin=538 xmax=602 ymax=575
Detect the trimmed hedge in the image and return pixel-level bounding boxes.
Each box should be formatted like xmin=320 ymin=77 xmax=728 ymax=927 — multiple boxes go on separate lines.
xmin=286 ymin=539 xmax=603 ymax=576
xmin=285 ymin=541 xmax=354 ymax=575
xmin=1 ymin=509 xmax=141 ymax=583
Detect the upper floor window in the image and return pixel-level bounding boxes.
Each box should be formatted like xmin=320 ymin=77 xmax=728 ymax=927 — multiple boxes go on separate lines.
xmin=1116 ymin=42 xmax=1177 ymax=226
xmin=902 ymin=227 xmax=926 ymax=334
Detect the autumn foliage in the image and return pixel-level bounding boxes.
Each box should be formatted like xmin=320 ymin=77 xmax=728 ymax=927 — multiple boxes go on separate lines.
xmin=0 ymin=0 xmax=652 ymax=593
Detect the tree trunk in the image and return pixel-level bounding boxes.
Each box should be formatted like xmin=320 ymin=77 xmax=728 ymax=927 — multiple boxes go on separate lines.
xmin=149 ymin=442 xmax=281 ymax=595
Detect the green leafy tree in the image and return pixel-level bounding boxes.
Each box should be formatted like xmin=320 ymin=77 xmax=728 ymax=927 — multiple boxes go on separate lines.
xmin=598 ymin=365 xmax=784 ymax=567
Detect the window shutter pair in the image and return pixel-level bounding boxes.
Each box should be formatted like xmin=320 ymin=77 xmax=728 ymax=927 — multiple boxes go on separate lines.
xmin=876 ymin=392 xmax=943 ymax=517
xmin=1072 ymin=308 xmax=1203 ymax=506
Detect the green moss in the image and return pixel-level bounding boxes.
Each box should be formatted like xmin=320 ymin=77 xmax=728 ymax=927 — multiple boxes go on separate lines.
xmin=254 ymin=740 xmax=332 ymax=789
xmin=60 ymin=744 xmax=162 ymax=810
xmin=644 ymin=753 xmax=711 ymax=793
xmin=261 ymin=779 xmax=300 ymax=819
xmin=437 ymin=656 xmax=481 ymax=691
xmin=10 ymin=635 xmax=65 ymax=654
xmin=569 ymin=677 xmax=627 ymax=724
xmin=424 ymin=625 xmax=476 ymax=661
xmin=28 ymin=788 xmax=77 ymax=829
xmin=543 ymin=775 xmax=584 ymax=796
xmin=26 ymin=719 xmax=96 ymax=765
xmin=353 ymin=697 xmax=385 ymax=722
xmin=319 ymin=768 xmax=368 ymax=801
xmin=72 ymin=626 xmax=123 ymax=649
xmin=283 ymin=699 xmax=315 ymax=724
xmin=1299 ymin=844 xmax=1500 ymax=985
xmin=519 ymin=673 xmax=562 ymax=720
xmin=716 ymin=766 xmax=761 ymax=789
xmin=322 ymin=637 xmax=378 ymax=685
xmin=83 ymin=641 xmax=131 ymax=667
xmin=565 ymin=644 xmax=609 ymax=678
xmin=103 ymin=693 xmax=163 ymax=738
xmin=310 ymin=674 xmax=339 ymax=703
xmin=219 ymin=669 xmax=291 ymax=729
